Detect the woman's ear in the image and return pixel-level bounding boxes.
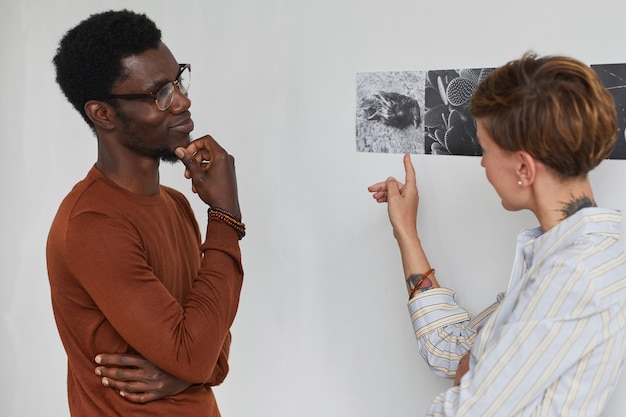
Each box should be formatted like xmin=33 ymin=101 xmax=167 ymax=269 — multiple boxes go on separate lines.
xmin=517 ymin=151 xmax=537 ymax=186
xmin=84 ymin=100 xmax=116 ymax=131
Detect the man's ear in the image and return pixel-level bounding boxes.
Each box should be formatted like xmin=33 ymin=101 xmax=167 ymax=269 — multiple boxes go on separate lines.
xmin=517 ymin=151 xmax=537 ymax=186
xmin=84 ymin=100 xmax=116 ymax=131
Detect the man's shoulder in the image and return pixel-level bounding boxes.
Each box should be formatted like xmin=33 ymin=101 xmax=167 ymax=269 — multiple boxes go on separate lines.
xmin=52 ymin=168 xmax=102 ymax=215
xmin=59 ymin=170 xmax=119 ymax=215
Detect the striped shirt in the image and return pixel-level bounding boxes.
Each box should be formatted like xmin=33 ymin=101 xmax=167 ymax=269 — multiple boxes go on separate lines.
xmin=407 ymin=208 xmax=626 ymax=416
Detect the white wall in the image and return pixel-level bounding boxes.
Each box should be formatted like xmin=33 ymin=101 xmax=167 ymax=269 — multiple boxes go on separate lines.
xmin=2 ymin=0 xmax=626 ymax=416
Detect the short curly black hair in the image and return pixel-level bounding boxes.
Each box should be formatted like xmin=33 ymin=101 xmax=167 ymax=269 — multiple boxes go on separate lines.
xmin=53 ymin=10 xmax=162 ymax=128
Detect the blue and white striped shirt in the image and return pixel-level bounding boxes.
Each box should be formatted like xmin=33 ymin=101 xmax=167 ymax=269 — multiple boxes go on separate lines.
xmin=408 ymin=208 xmax=626 ymax=416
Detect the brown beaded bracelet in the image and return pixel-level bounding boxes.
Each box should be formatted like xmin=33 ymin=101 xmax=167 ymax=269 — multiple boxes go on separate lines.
xmin=409 ymin=268 xmax=435 ymax=299
xmin=208 ymin=207 xmax=246 ymax=240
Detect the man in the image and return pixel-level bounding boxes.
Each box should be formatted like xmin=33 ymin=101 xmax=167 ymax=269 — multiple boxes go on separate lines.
xmin=47 ymin=9 xmax=244 ymax=416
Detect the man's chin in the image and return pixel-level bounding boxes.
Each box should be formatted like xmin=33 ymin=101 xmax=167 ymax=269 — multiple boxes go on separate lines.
xmin=158 ymin=149 xmax=180 ymax=164
xmin=159 ymin=136 xmax=193 ymax=164
xmin=161 ymin=155 xmax=179 ymax=164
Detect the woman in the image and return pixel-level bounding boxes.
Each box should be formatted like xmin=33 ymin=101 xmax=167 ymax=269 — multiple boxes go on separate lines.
xmin=368 ymin=53 xmax=626 ymax=416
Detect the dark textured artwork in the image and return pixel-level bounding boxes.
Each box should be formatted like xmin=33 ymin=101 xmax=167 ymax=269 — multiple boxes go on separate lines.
xmin=357 ymin=63 xmax=626 ymax=159
xmin=592 ymin=64 xmax=626 ymax=160
xmin=422 ymin=68 xmax=492 ymax=156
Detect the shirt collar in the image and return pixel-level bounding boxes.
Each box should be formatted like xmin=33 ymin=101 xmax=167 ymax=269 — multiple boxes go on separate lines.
xmin=518 ymin=207 xmax=622 ymax=268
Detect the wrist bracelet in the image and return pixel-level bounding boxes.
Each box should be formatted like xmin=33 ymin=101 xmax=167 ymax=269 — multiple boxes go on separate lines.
xmin=208 ymin=207 xmax=246 ymax=240
xmin=209 ymin=206 xmax=242 ymax=222
xmin=409 ymin=268 xmax=435 ymax=299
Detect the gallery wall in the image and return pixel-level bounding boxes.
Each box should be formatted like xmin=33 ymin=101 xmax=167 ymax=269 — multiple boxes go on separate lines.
xmin=2 ymin=0 xmax=626 ymax=416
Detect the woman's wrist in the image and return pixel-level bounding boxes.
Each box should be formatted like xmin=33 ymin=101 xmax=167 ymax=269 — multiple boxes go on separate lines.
xmin=406 ymin=268 xmax=435 ymax=298
xmin=393 ymin=226 xmax=420 ymax=245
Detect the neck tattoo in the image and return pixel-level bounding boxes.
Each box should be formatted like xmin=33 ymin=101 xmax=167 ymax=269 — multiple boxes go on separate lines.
xmin=558 ymin=193 xmax=596 ymax=219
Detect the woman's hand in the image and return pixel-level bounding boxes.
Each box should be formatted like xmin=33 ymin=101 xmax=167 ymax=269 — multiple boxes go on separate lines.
xmin=94 ymin=353 xmax=193 ymax=403
xmin=368 ymin=153 xmax=419 ymax=241
xmin=369 ymin=154 xmax=436 ymax=286
xmin=454 ymin=351 xmax=471 ymax=386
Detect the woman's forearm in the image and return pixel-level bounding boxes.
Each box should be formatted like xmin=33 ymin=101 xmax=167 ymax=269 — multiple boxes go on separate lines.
xmin=396 ymin=233 xmax=441 ymax=296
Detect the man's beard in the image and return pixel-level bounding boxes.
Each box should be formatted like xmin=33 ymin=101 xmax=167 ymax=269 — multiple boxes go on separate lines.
xmin=115 ymin=105 xmax=191 ymax=164
xmin=158 ymin=133 xmax=193 ymax=163
xmin=158 ymin=147 xmax=180 ymax=163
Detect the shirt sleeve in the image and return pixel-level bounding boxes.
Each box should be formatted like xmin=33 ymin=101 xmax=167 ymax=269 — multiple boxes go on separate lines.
xmin=408 ymin=288 xmax=502 ymax=378
xmin=425 ymin=258 xmax=622 ymax=416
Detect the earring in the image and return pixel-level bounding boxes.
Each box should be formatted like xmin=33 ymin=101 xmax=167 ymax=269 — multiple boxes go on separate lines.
xmin=517 ymin=180 xmax=523 ymax=186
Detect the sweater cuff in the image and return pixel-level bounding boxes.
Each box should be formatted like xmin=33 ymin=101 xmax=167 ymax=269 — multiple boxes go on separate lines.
xmin=202 ymin=217 xmax=240 ymax=249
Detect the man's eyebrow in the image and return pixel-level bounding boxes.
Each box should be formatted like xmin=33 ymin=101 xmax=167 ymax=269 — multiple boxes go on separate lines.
xmin=144 ymin=77 xmax=170 ymax=94
xmin=145 ymin=67 xmax=181 ymax=93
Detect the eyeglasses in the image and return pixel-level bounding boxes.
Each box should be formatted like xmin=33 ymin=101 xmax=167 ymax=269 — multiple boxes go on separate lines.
xmin=109 ymin=63 xmax=191 ymax=111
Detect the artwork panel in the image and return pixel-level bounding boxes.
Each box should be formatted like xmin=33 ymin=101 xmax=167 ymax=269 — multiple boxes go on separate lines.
xmin=356 ymin=70 xmax=426 ymax=154
xmin=591 ymin=63 xmax=626 ymax=160
xmin=358 ymin=63 xmax=626 ymax=160
xmin=423 ymin=68 xmax=492 ymax=156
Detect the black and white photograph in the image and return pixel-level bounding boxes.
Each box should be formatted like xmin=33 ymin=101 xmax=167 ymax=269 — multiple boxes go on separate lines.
xmin=358 ymin=63 xmax=626 ymax=159
xmin=356 ymin=67 xmax=492 ymax=156
xmin=356 ymin=70 xmax=426 ymax=154
xmin=592 ymin=63 xmax=626 ymax=159
xmin=423 ymin=67 xmax=492 ymax=156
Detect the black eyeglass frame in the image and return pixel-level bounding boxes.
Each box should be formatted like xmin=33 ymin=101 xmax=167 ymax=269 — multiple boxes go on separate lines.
xmin=108 ymin=63 xmax=191 ymax=111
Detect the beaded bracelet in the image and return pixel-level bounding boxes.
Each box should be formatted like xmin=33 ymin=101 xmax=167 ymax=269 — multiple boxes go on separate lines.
xmin=208 ymin=207 xmax=246 ymax=240
xmin=409 ymin=268 xmax=435 ymax=299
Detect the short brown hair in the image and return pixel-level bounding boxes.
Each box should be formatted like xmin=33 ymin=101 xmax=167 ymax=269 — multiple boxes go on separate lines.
xmin=469 ymin=52 xmax=617 ymax=177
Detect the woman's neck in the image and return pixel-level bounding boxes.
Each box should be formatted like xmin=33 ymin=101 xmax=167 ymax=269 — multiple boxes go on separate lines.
xmin=532 ymin=175 xmax=595 ymax=232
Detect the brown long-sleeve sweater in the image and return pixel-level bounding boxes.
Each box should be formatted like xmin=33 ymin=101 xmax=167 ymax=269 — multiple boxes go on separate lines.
xmin=46 ymin=165 xmax=243 ymax=416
